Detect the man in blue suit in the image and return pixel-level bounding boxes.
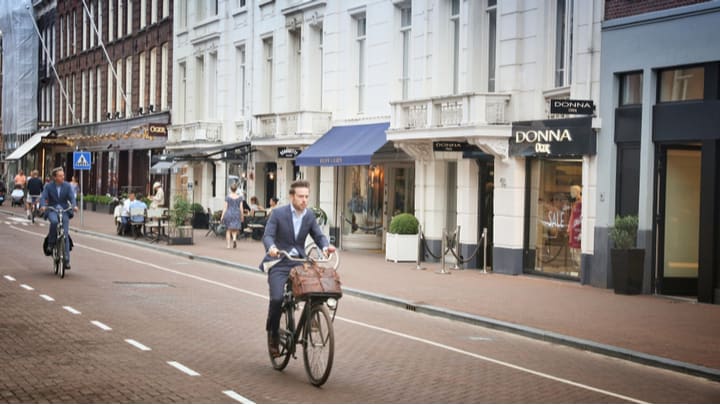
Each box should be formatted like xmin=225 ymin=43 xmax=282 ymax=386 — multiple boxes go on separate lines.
xmin=40 ymin=167 xmax=78 ymax=269
xmin=260 ymin=180 xmax=335 ymax=357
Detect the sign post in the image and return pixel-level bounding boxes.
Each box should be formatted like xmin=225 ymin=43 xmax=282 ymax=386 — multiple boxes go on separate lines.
xmin=73 ymin=151 xmax=92 ymax=226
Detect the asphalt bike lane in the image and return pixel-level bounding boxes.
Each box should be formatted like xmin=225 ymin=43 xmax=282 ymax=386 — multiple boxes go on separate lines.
xmin=1 ymin=217 xmax=718 ymax=403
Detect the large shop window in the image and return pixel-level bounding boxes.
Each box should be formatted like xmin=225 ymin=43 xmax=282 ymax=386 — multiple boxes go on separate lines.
xmin=343 ymin=165 xmax=384 ymax=236
xmin=527 ymin=159 xmax=583 ymax=278
xmin=659 ymin=66 xmax=704 ymax=102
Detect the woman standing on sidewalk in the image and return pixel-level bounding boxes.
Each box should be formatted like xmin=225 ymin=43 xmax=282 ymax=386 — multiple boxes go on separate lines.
xmin=221 ymin=183 xmax=244 ymax=249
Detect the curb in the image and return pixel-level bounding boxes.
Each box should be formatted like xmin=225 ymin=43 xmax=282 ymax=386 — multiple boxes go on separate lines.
xmin=4 ymin=209 xmax=719 ymax=382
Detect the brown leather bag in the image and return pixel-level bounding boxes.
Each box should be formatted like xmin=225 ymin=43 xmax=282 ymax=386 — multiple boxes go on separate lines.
xmin=289 ymin=262 xmax=342 ymax=299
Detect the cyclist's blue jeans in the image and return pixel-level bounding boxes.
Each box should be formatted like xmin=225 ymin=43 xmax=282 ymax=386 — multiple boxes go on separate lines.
xmin=266 ymin=260 xmax=293 ymax=336
xmin=47 ymin=211 xmax=71 ymax=260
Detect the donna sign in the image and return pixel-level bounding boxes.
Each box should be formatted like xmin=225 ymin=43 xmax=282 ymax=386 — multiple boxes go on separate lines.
xmin=510 ymin=117 xmax=595 ymax=157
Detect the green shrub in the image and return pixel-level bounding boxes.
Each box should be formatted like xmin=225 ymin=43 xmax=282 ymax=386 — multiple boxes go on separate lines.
xmin=609 ymin=215 xmax=638 ymax=249
xmin=311 ymin=206 xmax=328 ymax=225
xmin=190 ymin=203 xmax=205 ymax=214
xmin=96 ymin=195 xmax=114 ymax=205
xmin=82 ymin=194 xmax=96 ymax=203
xmin=389 ymin=213 xmax=419 ymax=235
xmin=170 ymin=195 xmax=192 ymax=227
xmin=141 ymin=197 xmax=151 ymax=207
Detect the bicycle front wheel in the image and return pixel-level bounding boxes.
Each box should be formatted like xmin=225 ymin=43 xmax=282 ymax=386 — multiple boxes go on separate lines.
xmin=302 ymin=303 xmax=334 ymax=386
xmin=270 ymin=305 xmax=293 ymax=371
xmin=58 ymin=237 xmax=65 ymax=279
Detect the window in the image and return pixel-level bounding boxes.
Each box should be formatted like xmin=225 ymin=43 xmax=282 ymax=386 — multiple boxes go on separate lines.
xmin=263 ymin=37 xmax=273 ymax=113
xmin=620 ymin=72 xmax=642 ymax=106
xmin=555 ymin=0 xmax=573 ymax=87
xmin=82 ymin=70 xmax=87 ymax=121
xmin=356 ymin=15 xmax=366 ymax=113
xmin=289 ymin=27 xmax=302 ymax=110
xmin=487 ymin=0 xmax=497 ymax=92
xmin=98 ymin=0 xmax=103 ymax=44
xmin=117 ymin=0 xmax=123 ymax=38
xmin=83 ymin=6 xmax=88 ymax=51
xmin=71 ymin=74 xmax=76 ymax=123
xmin=208 ymin=52 xmax=217 ymax=119
xmin=139 ymin=52 xmax=146 ymax=111
xmin=89 ymin=68 xmax=95 ymax=122
xmin=162 ymin=0 xmax=169 ymax=19
xmin=125 ymin=55 xmax=132 ymax=117
xmin=141 ymin=0 xmax=147 ymax=28
xmin=59 ymin=17 xmax=63 ymax=59
xmin=116 ymin=59 xmax=123 ymax=116
xmin=211 ymin=0 xmax=218 ymax=16
xmin=73 ymin=11 xmax=77 ymax=54
xmin=451 ymin=0 xmax=460 ymax=94
xmin=179 ymin=0 xmax=187 ymax=29
xmin=89 ymin=2 xmax=95 ymax=48
xmin=195 ymin=0 xmax=204 ymax=22
xmin=178 ymin=62 xmax=187 ymax=122
xmin=127 ymin=0 xmax=133 ymax=35
xmin=238 ymin=0 xmax=246 ymax=7
xmin=196 ymin=54 xmax=205 ymax=120
xmin=659 ymin=67 xmax=704 ymax=102
xmin=161 ymin=43 xmax=169 ymax=110
xmin=66 ymin=14 xmax=71 ymax=56
xmin=236 ymin=45 xmax=246 ymax=118
xmin=107 ymin=63 xmax=114 ymax=114
xmin=149 ymin=47 xmax=157 ymax=111
xmin=59 ymin=79 xmax=64 ymax=125
xmin=151 ymin=0 xmax=158 ymax=24
xmin=96 ymin=66 xmax=102 ymax=121
xmin=400 ymin=6 xmax=411 ymax=100
xmin=109 ymin=0 xmax=114 ymax=42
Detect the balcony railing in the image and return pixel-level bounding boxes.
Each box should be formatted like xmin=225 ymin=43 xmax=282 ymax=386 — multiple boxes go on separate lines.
xmin=390 ymin=93 xmax=511 ymax=131
xmin=168 ymin=121 xmax=222 ymax=144
xmin=252 ymin=111 xmax=332 ymax=139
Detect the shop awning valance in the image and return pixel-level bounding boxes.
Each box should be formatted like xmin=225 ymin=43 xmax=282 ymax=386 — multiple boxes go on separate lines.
xmin=6 ymin=130 xmax=54 ymax=160
xmin=295 ymin=122 xmax=390 ymax=166
xmin=164 ymin=141 xmax=251 ymax=161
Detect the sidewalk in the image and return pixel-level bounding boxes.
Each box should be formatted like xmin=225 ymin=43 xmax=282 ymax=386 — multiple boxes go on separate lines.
xmin=4 ymin=205 xmax=720 ymax=381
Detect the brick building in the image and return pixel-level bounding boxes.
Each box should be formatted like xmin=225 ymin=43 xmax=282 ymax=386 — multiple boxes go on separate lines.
xmin=45 ymin=0 xmax=173 ymax=200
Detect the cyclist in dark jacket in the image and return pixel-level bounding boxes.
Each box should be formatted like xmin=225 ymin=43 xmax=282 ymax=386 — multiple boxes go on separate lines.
xmin=26 ymin=170 xmax=44 ymax=219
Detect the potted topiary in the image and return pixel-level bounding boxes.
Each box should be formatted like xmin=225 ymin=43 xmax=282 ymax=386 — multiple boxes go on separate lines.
xmin=168 ymin=195 xmax=193 ymax=245
xmin=609 ymin=215 xmax=644 ymax=294
xmin=190 ymin=202 xmax=209 ymax=229
xmin=385 ymin=213 xmax=420 ymax=263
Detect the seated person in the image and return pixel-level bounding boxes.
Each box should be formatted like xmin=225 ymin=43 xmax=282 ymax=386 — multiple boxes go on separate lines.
xmin=126 ymin=193 xmax=148 ymax=235
xmin=120 ymin=193 xmax=134 ymax=234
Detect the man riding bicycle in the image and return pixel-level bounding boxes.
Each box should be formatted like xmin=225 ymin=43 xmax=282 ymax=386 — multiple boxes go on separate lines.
xmin=26 ymin=170 xmax=44 ymax=220
xmin=259 ymin=180 xmax=335 ymax=357
xmin=40 ymin=167 xmax=78 ymax=269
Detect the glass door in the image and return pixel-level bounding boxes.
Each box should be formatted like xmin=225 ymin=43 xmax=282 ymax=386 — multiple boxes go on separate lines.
xmin=658 ymin=147 xmax=701 ymax=296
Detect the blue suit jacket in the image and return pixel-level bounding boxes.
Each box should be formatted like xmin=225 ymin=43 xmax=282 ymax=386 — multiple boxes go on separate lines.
xmin=40 ymin=181 xmax=77 ymax=211
xmin=260 ymin=204 xmax=329 ymax=270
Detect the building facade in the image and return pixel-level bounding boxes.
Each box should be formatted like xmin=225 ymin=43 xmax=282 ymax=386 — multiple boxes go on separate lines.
xmin=35 ymin=0 xmax=174 ymax=200
xmin=596 ymin=0 xmax=720 ymax=303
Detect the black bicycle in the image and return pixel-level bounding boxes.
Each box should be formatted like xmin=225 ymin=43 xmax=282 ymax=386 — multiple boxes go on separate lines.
xmin=45 ymin=205 xmax=73 ymax=278
xmin=269 ymin=249 xmax=340 ymax=386
xmin=29 ymin=195 xmax=41 ymax=224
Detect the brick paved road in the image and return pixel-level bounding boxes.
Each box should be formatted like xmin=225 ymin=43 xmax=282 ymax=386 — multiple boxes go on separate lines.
xmin=0 ymin=218 xmax=718 ymax=403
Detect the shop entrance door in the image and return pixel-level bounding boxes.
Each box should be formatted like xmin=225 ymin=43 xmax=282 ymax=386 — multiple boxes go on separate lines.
xmin=477 ymin=160 xmax=494 ymax=269
xmin=656 ymin=147 xmax=701 ymax=296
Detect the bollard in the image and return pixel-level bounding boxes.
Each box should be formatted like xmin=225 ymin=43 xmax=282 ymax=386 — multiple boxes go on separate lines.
xmin=480 ymin=227 xmax=488 ymax=274
xmin=436 ymin=228 xmax=451 ymax=275
xmin=451 ymin=225 xmax=462 ymax=270
xmin=414 ymin=224 xmax=426 ymax=270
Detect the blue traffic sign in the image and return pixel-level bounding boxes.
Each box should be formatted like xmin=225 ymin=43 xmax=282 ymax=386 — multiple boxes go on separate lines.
xmin=73 ymin=151 xmax=92 ymax=170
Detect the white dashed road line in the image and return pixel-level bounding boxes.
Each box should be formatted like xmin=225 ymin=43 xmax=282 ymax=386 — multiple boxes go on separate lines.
xmin=91 ymin=320 xmax=112 ymax=331
xmin=4 ymin=275 xmax=15 ymax=281
xmin=167 ymin=361 xmax=201 ymax=376
xmin=222 ymin=390 xmax=255 ymax=404
xmin=125 ymin=339 xmax=152 ymax=351
xmin=20 ymin=284 xmax=34 ymax=291
xmin=39 ymin=294 xmax=55 ymax=302
xmin=63 ymin=306 xmax=81 ymax=315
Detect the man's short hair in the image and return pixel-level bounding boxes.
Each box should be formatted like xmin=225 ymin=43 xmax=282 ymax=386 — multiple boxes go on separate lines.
xmin=289 ymin=180 xmax=310 ymax=195
xmin=51 ymin=167 xmax=64 ymax=178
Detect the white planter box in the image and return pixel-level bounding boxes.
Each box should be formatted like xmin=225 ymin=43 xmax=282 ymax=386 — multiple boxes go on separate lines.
xmin=385 ymin=233 xmax=419 ymax=263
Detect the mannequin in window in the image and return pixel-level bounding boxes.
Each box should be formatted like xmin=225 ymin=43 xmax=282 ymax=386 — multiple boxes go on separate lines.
xmin=567 ymin=185 xmax=582 ymax=267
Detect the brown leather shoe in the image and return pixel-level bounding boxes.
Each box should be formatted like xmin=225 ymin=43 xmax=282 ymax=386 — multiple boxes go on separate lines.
xmin=268 ymin=334 xmax=280 ymax=357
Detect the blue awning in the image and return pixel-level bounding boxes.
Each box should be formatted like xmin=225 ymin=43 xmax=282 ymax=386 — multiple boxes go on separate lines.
xmin=295 ymin=122 xmax=389 ymax=166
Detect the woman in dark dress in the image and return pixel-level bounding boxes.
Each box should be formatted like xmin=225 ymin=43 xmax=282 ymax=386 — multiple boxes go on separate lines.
xmin=221 ymin=183 xmax=244 ymax=248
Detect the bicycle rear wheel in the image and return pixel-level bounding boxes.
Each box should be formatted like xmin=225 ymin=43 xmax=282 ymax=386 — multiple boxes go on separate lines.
xmin=302 ymin=303 xmax=334 ymax=386
xmin=270 ymin=305 xmax=293 ymax=370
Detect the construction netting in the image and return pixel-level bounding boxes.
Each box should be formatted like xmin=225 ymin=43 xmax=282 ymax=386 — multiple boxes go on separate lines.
xmin=0 ymin=0 xmax=38 ymax=145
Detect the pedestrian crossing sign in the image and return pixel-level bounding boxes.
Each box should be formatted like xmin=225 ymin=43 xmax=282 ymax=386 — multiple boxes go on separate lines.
xmin=73 ymin=151 xmax=92 ymax=170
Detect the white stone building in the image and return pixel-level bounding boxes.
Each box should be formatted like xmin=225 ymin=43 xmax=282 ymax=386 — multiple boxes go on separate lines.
xmin=170 ymin=0 xmax=603 ymax=281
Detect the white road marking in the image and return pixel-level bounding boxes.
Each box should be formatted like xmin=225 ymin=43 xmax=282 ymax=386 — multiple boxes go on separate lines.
xmin=20 ymin=284 xmax=34 ymax=291
xmin=12 ymin=226 xmax=648 ymax=403
xmin=91 ymin=320 xmax=112 ymax=331
xmin=4 ymin=275 xmax=16 ymax=281
xmin=167 ymin=361 xmax=200 ymax=376
xmin=39 ymin=294 xmax=55 ymax=302
xmin=125 ymin=339 xmax=151 ymax=351
xmin=63 ymin=306 xmax=81 ymax=315
xmin=222 ymin=390 xmax=255 ymax=404
xmin=4 ymin=221 xmax=10 ymax=225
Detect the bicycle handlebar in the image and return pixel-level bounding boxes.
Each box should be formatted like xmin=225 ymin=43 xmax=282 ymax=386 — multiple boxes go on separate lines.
xmin=276 ymin=249 xmax=338 ymax=264
xmin=43 ymin=205 xmax=75 ymax=213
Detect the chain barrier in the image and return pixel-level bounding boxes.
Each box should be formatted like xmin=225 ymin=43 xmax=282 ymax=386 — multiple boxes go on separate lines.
xmin=417 ymin=226 xmax=489 ymax=274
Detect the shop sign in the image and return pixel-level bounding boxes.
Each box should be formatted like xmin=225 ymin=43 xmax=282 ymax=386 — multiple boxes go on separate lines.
xmin=277 ymin=147 xmax=302 ymax=159
xmin=550 ymin=99 xmax=595 ymax=115
xmin=510 ymin=117 xmax=595 ymax=157
xmin=149 ymin=124 xmax=168 ymax=136
xmin=433 ymin=141 xmax=471 ymax=152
